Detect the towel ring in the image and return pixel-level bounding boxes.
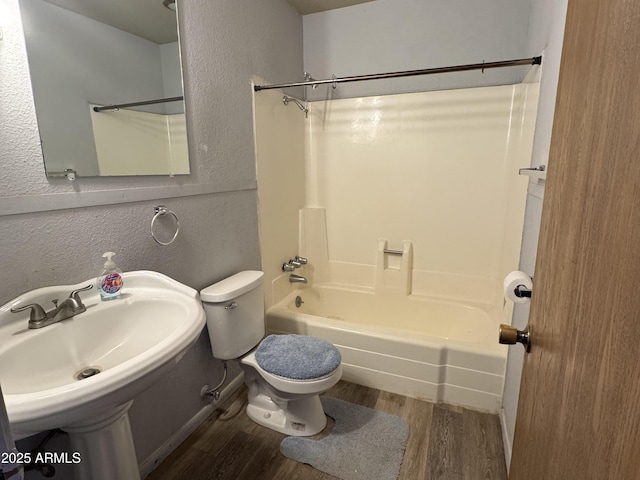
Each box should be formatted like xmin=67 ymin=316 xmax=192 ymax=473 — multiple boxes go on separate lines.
xmin=151 ymin=205 xmax=180 ymax=246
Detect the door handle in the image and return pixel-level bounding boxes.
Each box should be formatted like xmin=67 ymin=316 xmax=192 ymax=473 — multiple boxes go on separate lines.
xmin=499 ymin=324 xmax=532 ymax=353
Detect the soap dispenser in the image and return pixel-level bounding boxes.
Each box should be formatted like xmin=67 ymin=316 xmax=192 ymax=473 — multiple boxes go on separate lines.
xmin=97 ymin=251 xmax=123 ymax=301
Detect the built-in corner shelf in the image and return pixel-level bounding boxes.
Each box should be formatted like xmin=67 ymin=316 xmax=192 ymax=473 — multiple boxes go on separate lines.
xmin=519 ymin=165 xmax=547 ymax=180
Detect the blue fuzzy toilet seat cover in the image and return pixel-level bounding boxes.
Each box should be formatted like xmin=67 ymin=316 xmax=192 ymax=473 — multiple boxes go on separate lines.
xmin=255 ymin=334 xmax=341 ymax=380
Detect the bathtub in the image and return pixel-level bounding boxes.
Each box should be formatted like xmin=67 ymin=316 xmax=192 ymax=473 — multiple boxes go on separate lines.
xmin=266 ymin=284 xmax=507 ymax=412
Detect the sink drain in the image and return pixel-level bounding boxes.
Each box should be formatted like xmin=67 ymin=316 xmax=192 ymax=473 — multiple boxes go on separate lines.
xmin=75 ymin=367 xmax=101 ymax=380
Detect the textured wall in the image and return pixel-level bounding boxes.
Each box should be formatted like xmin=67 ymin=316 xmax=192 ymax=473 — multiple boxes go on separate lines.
xmin=0 ymin=0 xmax=45 ymax=199
xmin=303 ymin=0 xmax=532 ymax=99
xmin=0 ymin=0 xmax=302 ymax=472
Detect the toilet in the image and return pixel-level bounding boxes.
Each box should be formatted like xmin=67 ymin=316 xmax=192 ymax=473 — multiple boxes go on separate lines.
xmin=200 ymin=270 xmax=342 ymax=436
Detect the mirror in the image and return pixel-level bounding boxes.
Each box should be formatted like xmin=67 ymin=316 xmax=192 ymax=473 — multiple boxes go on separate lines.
xmin=19 ymin=0 xmax=190 ymax=177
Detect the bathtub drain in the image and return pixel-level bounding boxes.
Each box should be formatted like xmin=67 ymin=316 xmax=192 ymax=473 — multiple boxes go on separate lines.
xmin=295 ymin=295 xmax=304 ymax=308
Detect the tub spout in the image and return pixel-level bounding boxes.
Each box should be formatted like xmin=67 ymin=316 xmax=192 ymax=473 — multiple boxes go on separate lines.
xmin=289 ymin=274 xmax=307 ymax=284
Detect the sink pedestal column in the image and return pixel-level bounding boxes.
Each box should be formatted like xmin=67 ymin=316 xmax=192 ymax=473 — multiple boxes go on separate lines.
xmin=62 ymin=401 xmax=140 ymax=480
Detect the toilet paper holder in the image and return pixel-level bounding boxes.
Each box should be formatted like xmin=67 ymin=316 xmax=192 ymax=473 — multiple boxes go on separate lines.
xmin=514 ymin=284 xmax=532 ymax=298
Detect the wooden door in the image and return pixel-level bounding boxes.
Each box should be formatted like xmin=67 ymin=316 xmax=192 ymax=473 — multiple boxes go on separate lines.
xmin=510 ymin=0 xmax=640 ymax=478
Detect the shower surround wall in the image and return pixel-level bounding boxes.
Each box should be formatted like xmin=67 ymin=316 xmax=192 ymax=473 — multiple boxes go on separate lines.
xmin=253 ymin=87 xmax=306 ymax=309
xmin=90 ymin=108 xmax=189 ymax=176
xmin=257 ymin=82 xmax=539 ymax=307
xmin=303 ymin=84 xmax=538 ymax=301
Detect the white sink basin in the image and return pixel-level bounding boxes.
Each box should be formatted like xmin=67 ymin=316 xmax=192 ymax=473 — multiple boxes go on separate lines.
xmin=0 ymin=271 xmax=205 ymax=440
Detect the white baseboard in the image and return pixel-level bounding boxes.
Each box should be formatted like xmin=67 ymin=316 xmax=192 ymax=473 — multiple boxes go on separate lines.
xmin=139 ymin=373 xmax=245 ymax=478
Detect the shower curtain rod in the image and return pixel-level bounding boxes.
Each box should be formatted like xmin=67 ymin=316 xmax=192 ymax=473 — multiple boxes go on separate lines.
xmin=254 ymin=56 xmax=542 ymax=92
xmin=93 ymin=96 xmax=184 ymax=112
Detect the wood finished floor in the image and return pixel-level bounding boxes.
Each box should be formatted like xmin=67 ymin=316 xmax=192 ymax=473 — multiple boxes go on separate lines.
xmin=146 ymin=381 xmax=507 ymax=480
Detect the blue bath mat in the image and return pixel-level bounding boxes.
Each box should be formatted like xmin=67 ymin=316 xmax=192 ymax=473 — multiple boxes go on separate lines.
xmin=280 ymin=397 xmax=409 ymax=480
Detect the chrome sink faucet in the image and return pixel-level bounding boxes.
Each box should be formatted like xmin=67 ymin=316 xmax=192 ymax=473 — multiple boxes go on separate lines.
xmin=11 ymin=285 xmax=93 ymax=329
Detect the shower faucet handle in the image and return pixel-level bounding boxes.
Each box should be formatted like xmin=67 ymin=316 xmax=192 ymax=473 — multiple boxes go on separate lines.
xmin=282 ymin=263 xmax=296 ymax=272
xmin=282 ymin=256 xmax=308 ymax=271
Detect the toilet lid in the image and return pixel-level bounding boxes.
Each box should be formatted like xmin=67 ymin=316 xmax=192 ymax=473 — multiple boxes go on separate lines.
xmin=255 ymin=334 xmax=341 ymax=380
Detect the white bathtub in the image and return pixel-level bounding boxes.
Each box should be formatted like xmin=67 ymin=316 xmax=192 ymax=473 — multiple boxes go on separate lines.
xmin=266 ymin=284 xmax=507 ymax=412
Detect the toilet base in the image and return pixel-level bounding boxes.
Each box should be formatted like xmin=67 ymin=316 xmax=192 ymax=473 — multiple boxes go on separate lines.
xmin=245 ymin=393 xmax=327 ymax=436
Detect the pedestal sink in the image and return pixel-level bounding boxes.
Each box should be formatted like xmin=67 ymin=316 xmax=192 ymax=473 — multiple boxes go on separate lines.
xmin=0 ymin=271 xmax=206 ymax=480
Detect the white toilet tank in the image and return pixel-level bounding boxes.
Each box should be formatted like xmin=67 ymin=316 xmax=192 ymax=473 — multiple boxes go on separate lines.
xmin=200 ymin=271 xmax=265 ymax=360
